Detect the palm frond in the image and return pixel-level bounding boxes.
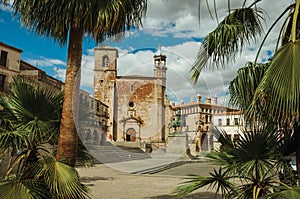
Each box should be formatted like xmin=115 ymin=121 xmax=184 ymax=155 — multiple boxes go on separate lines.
xmin=172 ymin=167 xmax=233 ymax=198
xmin=190 ymin=7 xmax=263 ymax=83
xmin=0 ymin=130 xmax=29 ymax=152
xmin=29 ymin=156 xmax=90 ymax=199
xmin=13 ymin=0 xmax=147 ymax=45
xmin=251 ymin=41 xmax=300 ymax=120
xmin=0 ymin=175 xmax=51 ymax=199
xmin=228 ymin=62 xmax=269 ymax=114
xmin=267 ymin=185 xmax=300 ymax=199
xmin=0 ymin=77 xmax=62 ymax=145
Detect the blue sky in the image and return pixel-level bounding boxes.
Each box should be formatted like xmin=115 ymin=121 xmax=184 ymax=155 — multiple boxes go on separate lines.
xmin=0 ymin=1 xmax=286 ymax=104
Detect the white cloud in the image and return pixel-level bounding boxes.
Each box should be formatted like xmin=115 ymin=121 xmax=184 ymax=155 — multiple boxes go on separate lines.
xmin=53 ymin=67 xmax=66 ymax=82
xmin=24 ymin=0 xmax=291 ymax=106
xmin=25 ymin=57 xmax=66 ymax=67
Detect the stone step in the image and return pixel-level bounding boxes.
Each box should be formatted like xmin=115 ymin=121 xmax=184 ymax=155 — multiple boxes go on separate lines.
xmin=131 ymin=160 xmax=202 ymax=174
xmin=86 ymin=144 xmax=151 ymax=164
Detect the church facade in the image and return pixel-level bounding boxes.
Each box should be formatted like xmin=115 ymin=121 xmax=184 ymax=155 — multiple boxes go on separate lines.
xmin=93 ymin=46 xmax=169 ymax=144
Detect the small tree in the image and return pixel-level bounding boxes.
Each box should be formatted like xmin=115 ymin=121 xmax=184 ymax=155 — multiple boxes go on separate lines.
xmin=0 ymin=77 xmax=90 ymax=198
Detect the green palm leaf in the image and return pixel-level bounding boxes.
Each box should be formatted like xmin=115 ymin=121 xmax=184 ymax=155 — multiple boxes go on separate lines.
xmin=30 ymin=156 xmax=90 ymax=199
xmin=267 ymin=185 xmax=300 ymax=199
xmin=13 ymin=0 xmax=147 ymax=45
xmin=0 ymin=175 xmax=51 ymax=199
xmin=251 ymin=41 xmax=300 ymax=119
xmin=228 ymin=62 xmax=269 ymax=114
xmin=0 ymin=130 xmax=29 ymax=152
xmin=172 ymin=167 xmax=233 ymax=198
xmin=0 ymin=77 xmax=62 ymax=145
xmin=190 ymin=7 xmax=263 ymax=83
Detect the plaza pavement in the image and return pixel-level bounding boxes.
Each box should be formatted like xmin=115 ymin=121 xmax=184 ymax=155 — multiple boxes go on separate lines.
xmin=77 ymin=154 xmax=219 ymax=199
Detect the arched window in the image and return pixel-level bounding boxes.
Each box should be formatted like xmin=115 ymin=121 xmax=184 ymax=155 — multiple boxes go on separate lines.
xmin=103 ymin=55 xmax=109 ymax=67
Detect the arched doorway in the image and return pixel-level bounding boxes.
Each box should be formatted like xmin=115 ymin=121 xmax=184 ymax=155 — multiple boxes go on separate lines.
xmin=126 ymin=128 xmax=137 ymax=142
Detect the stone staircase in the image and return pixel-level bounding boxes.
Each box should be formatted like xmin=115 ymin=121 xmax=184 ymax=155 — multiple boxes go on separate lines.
xmin=86 ymin=142 xmax=151 ymax=164
xmin=131 ymin=160 xmax=202 ymax=174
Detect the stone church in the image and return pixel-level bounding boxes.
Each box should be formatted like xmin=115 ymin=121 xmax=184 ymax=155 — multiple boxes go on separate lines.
xmin=93 ymin=46 xmax=169 ymax=144
xmin=93 ymin=46 xmax=240 ymax=154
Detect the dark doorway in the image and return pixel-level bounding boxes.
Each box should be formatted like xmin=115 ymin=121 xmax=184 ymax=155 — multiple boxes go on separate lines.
xmin=126 ymin=128 xmax=136 ymax=142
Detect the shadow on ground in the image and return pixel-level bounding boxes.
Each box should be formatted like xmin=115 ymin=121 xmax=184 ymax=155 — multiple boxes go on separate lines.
xmin=80 ymin=176 xmax=114 ymax=183
xmin=147 ymin=192 xmax=220 ymax=199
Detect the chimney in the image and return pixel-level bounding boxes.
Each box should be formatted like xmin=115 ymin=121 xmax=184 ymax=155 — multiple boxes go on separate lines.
xmin=213 ymin=96 xmax=218 ymax=105
xmin=196 ymin=94 xmax=202 ymax=103
xmin=206 ymin=96 xmax=211 ymax=104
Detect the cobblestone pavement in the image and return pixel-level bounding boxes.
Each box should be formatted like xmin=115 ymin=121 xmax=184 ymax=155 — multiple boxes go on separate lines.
xmin=77 ymin=161 xmax=219 ymax=199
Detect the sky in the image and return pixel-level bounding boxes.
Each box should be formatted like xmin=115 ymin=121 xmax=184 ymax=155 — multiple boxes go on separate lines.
xmin=0 ymin=1 xmax=291 ymax=106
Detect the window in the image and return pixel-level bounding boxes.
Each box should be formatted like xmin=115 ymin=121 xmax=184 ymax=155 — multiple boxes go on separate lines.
xmin=102 ymin=55 xmax=109 ymax=67
xmin=234 ymin=118 xmax=239 ymax=125
xmin=226 ymin=118 xmax=230 ymax=125
xmin=0 ymin=75 xmax=5 ymax=91
xmin=218 ymin=119 xmax=222 ymax=126
xmin=227 ymin=134 xmax=232 ymax=140
xmin=233 ymin=134 xmax=240 ymax=142
xmin=96 ymin=102 xmax=100 ymax=112
xmin=0 ymin=50 xmax=8 ymax=67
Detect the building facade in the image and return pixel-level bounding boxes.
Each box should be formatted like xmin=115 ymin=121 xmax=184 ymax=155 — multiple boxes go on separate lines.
xmin=169 ymin=95 xmax=239 ymax=153
xmin=94 ymin=46 xmax=168 ymax=143
xmin=0 ymin=42 xmax=23 ymax=92
xmin=213 ymin=110 xmax=245 ymax=142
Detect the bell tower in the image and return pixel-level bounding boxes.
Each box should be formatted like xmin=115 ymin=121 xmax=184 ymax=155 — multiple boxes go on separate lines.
xmin=94 ymin=46 xmax=118 ymax=104
xmin=153 ymin=53 xmax=167 ymax=141
xmin=153 ymin=54 xmax=167 ymax=85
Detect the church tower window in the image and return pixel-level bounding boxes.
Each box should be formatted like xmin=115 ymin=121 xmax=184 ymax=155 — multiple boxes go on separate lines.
xmin=103 ymin=55 xmax=109 ymax=67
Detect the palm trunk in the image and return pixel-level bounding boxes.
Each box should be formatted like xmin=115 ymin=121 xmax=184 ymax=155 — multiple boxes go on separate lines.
xmin=56 ymin=26 xmax=84 ymax=167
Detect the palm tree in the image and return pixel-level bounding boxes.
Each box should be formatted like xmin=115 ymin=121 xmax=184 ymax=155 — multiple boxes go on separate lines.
xmin=0 ymin=77 xmax=90 ymax=198
xmin=190 ymin=0 xmax=300 ymax=184
xmin=173 ymin=127 xmax=299 ymax=198
xmin=11 ymin=0 xmax=147 ymax=167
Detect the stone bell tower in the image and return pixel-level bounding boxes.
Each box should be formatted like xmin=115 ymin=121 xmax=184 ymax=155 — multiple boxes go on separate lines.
xmin=94 ymin=46 xmax=118 ymax=104
xmin=153 ymin=54 xmax=167 ymax=85
xmin=153 ymin=53 xmax=167 ymax=141
xmin=94 ymin=46 xmax=118 ymax=140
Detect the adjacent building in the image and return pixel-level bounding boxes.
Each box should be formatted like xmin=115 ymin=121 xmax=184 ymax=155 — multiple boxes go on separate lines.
xmin=0 ymin=42 xmax=108 ymax=143
xmin=0 ymin=42 xmax=23 ymax=92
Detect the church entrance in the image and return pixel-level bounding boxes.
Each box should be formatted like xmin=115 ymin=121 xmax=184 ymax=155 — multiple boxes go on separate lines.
xmin=126 ymin=128 xmax=137 ymax=142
